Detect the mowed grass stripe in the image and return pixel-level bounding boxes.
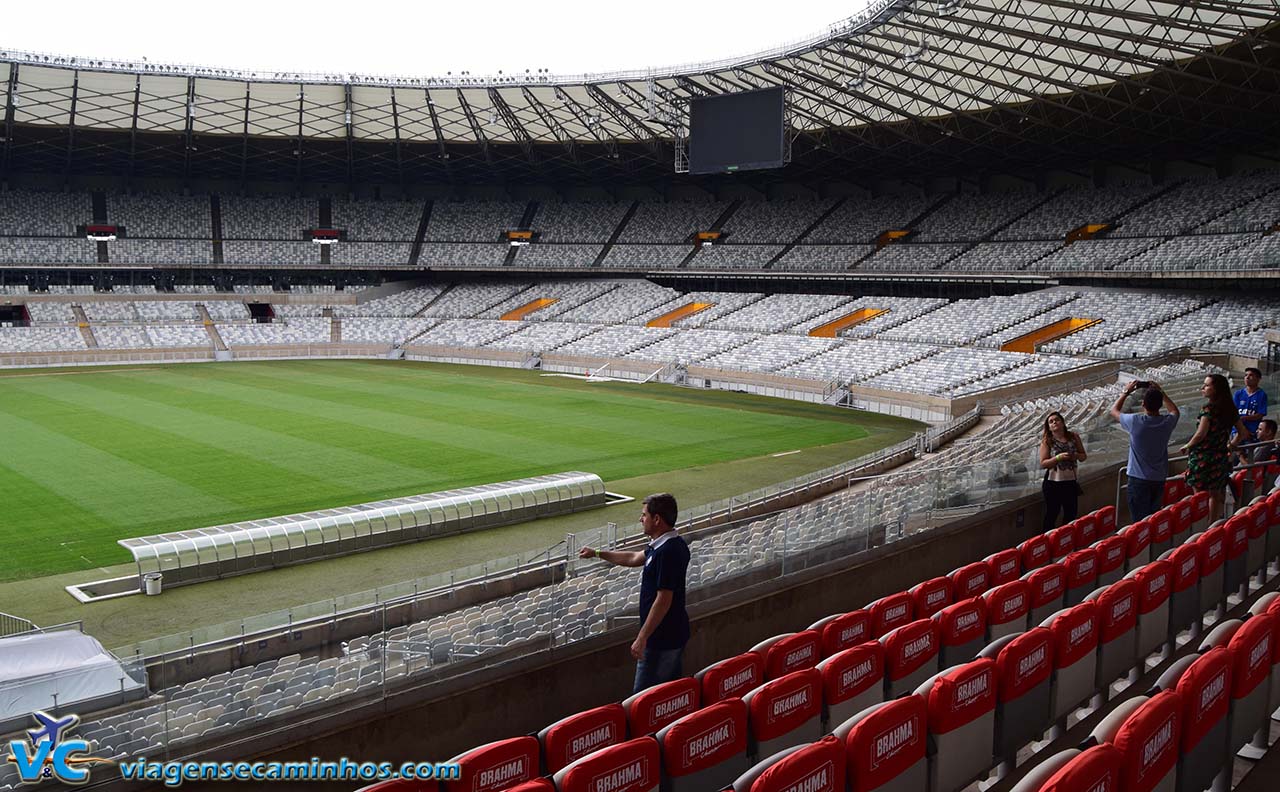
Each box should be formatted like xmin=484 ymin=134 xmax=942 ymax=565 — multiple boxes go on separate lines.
xmin=0 ymin=361 xmax=882 ymax=582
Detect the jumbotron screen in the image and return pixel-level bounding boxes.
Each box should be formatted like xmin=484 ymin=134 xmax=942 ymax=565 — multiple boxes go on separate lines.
xmin=688 ymin=87 xmax=786 ymax=175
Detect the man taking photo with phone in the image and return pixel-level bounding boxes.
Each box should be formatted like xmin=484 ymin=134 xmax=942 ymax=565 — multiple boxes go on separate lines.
xmin=1111 ymin=379 xmax=1180 ymax=522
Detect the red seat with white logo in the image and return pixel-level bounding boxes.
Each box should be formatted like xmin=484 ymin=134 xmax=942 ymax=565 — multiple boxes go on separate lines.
xmin=867 ymin=593 xmax=914 ymax=639
xmin=1096 ymin=506 xmax=1117 ymax=538
xmin=1070 ymin=514 xmax=1099 ymax=551
xmin=622 ymin=677 xmax=700 ymax=737
xmin=1041 ymin=602 xmax=1099 ymax=726
xmin=1047 ymin=526 xmax=1075 ymax=563
xmin=497 ymin=781 xmax=553 ymax=792
xmin=1127 ymin=559 xmax=1173 ymax=662
xmin=1164 ymin=479 xmax=1189 ymax=508
xmin=1194 ymin=525 xmax=1228 ymax=619
xmin=1256 ymin=594 xmax=1280 ymax=715
xmin=551 ymin=736 xmax=659 ymax=792
xmin=539 ymin=703 xmax=627 ymax=774
xmin=809 ymin=610 xmax=871 ymax=659
xmin=1007 ymin=744 xmax=1122 ymax=792
xmin=916 ymin=658 xmax=997 ymax=792
xmin=1089 ymin=534 xmax=1127 ymax=590
xmin=949 ymin=562 xmax=991 ymax=602
xmin=982 ymin=628 xmax=1054 ymax=764
xmin=1199 ymin=615 xmax=1275 ymax=759
xmin=656 ymin=698 xmax=749 ymax=792
xmin=751 ymin=631 xmax=822 ymax=681
xmin=982 ymin=580 xmax=1031 ymax=642
xmin=1022 ymin=563 xmax=1066 ymax=627
xmin=880 ymin=618 xmax=940 ymax=699
xmin=1265 ymin=492 xmax=1280 ymax=568
xmin=1020 ymin=535 xmax=1052 ymax=572
xmin=816 ymin=641 xmax=884 ymax=730
xmin=1084 ymin=578 xmax=1139 ymax=693
xmin=1190 ymin=491 xmax=1212 ymax=532
xmin=356 ymin=779 xmax=439 ymax=792
xmin=729 ymin=735 xmax=845 ymax=792
xmin=1158 ymin=542 xmax=1202 ymax=644
xmin=697 ymin=653 xmax=765 ymax=706
xmin=1169 ymin=499 xmax=1194 ymax=549
xmin=1153 ymin=647 xmax=1231 ymax=792
xmin=1062 ymin=548 xmax=1098 ymax=608
xmin=1223 ymin=514 xmax=1251 ymax=600
xmin=448 ymin=736 xmax=541 ymax=791
xmin=1148 ymin=508 xmax=1174 ymax=560
xmin=909 ymin=576 xmax=953 ymax=620
xmin=836 ymin=695 xmax=928 ymax=792
xmin=933 ymin=597 xmax=987 ymax=669
xmin=1092 ymin=691 xmax=1180 ymax=792
xmin=986 ymin=549 xmax=1022 ymax=588
xmin=1122 ymin=519 xmax=1153 ymax=572
xmin=1244 ymin=502 xmax=1269 ymax=583
xmin=741 ymin=668 xmax=824 ymax=761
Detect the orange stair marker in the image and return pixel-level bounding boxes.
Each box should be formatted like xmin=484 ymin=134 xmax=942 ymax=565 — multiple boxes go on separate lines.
xmin=647 ymin=302 xmax=714 ymax=328
xmin=501 ymin=298 xmax=558 ymax=321
xmin=1000 ymin=317 xmax=1101 ymax=353
xmin=808 ymin=307 xmax=887 ymax=338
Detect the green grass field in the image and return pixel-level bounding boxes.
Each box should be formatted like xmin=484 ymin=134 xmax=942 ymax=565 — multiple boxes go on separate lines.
xmin=0 ymin=359 xmax=920 ymax=585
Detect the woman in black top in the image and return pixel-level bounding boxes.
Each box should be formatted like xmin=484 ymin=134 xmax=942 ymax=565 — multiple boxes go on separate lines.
xmin=1039 ymin=411 xmax=1087 ymax=532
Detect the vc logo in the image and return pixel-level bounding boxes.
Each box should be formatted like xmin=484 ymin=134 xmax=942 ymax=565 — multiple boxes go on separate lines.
xmin=6 ymin=712 xmax=112 ymax=785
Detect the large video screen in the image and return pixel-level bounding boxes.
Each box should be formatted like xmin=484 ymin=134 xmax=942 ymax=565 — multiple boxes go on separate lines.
xmin=688 ymin=87 xmax=785 ymax=175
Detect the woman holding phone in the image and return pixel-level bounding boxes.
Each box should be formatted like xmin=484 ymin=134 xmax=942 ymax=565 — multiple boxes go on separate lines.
xmin=1040 ymin=411 xmax=1087 ymax=532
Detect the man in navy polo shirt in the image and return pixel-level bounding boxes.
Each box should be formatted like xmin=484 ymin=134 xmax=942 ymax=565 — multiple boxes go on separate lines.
xmin=579 ymin=493 xmax=690 ymax=693
xmin=1234 ymin=367 xmax=1268 ymax=438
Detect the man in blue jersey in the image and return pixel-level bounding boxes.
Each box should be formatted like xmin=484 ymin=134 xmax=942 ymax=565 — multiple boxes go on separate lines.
xmin=579 ymin=493 xmax=690 ymax=693
xmin=1235 ymin=367 xmax=1267 ymax=438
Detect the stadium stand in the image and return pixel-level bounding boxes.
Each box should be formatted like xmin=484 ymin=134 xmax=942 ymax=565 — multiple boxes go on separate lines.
xmin=534 ymin=200 xmax=631 ymax=243
xmin=106 ymin=193 xmax=210 ymax=238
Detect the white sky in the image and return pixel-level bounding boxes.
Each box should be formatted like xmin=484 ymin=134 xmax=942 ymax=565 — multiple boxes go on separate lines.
xmin=4 ymin=0 xmax=871 ymax=78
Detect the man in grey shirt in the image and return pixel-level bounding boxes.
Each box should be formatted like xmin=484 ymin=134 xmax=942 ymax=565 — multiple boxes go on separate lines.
xmin=1111 ymin=379 xmax=1180 ymax=522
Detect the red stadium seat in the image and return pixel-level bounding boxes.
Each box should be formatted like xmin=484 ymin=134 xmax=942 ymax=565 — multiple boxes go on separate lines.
xmin=539 ymin=703 xmax=627 ymax=774
xmin=1195 ymin=525 xmax=1228 ymax=620
xmin=949 ymin=562 xmax=990 ymax=602
xmin=816 ymin=641 xmax=883 ymax=730
xmin=836 ymin=695 xmax=928 ymax=792
xmin=1008 ymin=744 xmax=1122 ymax=792
xmin=1062 ymin=548 xmax=1097 ymax=608
xmin=698 ymin=653 xmax=765 ymax=706
xmin=1170 ymin=500 xmax=1194 ymax=549
xmin=1191 ymin=491 xmax=1212 ymax=532
xmin=729 ymin=735 xmax=844 ymax=792
xmin=909 ymin=576 xmax=953 ymax=620
xmin=809 ymin=610 xmax=871 ymax=658
xmin=982 ymin=580 xmax=1031 ymax=642
xmin=1149 ymin=508 xmax=1173 ymax=559
xmin=1022 ymin=563 xmax=1066 ymax=627
xmin=1265 ymin=492 xmax=1280 ymax=569
xmin=1244 ymin=502 xmax=1269 ymax=583
xmin=933 ymin=597 xmax=987 ymax=669
xmin=655 ymin=698 xmax=748 ymax=792
xmin=1153 ymin=647 xmax=1231 ymax=792
xmin=1128 ymin=559 xmax=1174 ymax=662
xmin=751 ymin=631 xmax=822 ymax=680
xmin=1084 ymin=578 xmax=1139 ymax=695
xmin=985 ymin=549 xmax=1022 ymax=588
xmin=1122 ymin=519 xmax=1153 ymax=572
xmin=1159 ymin=542 xmax=1202 ymax=643
xmin=447 ymin=737 xmax=540 ymax=792
xmin=918 ymin=658 xmax=997 ymax=792
xmin=867 ymin=593 xmax=914 ymax=639
xmin=1257 ymin=594 xmax=1280 ymax=716
xmin=1223 ymin=514 xmax=1251 ymax=600
xmin=1019 ymin=535 xmax=1052 ymax=571
xmin=1164 ymin=480 xmax=1189 ymax=509
xmin=1200 ymin=615 xmax=1275 ymax=759
xmin=1096 ymin=506 xmax=1117 ymax=538
xmin=551 ymin=736 xmax=659 ymax=792
xmin=742 ymin=669 xmax=824 ymax=760
xmin=1070 ymin=514 xmax=1098 ymax=551
xmin=501 ymin=782 xmax=554 ymax=792
xmin=1042 ymin=602 xmax=1099 ymax=727
xmin=622 ymin=677 xmax=700 ymax=737
xmin=1090 ymin=534 xmax=1127 ymax=591
xmin=982 ymin=628 xmax=1054 ymax=767
xmin=1046 ymin=526 xmax=1075 ymax=563
xmin=1092 ymin=691 xmax=1180 ymax=792
xmin=880 ymin=618 xmax=940 ymax=699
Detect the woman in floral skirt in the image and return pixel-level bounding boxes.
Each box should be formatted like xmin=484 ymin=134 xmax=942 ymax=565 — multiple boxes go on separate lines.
xmin=1180 ymin=373 xmax=1252 ymax=522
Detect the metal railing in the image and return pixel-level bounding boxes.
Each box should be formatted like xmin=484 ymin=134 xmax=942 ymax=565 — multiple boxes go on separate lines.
xmin=0 ymin=611 xmax=38 ymax=637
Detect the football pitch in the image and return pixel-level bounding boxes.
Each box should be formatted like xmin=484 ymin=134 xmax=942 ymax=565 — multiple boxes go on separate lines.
xmin=0 ymin=359 xmax=922 ymax=586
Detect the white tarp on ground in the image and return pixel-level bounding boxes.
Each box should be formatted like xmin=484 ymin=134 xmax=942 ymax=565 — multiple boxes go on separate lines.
xmin=0 ymin=630 xmax=146 ymax=722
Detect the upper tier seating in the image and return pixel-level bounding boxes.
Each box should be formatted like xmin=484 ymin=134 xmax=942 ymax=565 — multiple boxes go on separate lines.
xmin=617 ymin=201 xmax=729 ymax=244
xmin=535 ymin=201 xmax=631 ymax=243
xmin=1113 ymin=170 xmax=1280 ymax=237
xmin=425 ymin=201 xmax=524 ymax=242
xmin=417 ymin=243 xmax=508 ymax=268
xmin=772 ymin=244 xmax=877 ymax=271
xmin=107 ymin=193 xmax=210 ymax=238
xmin=328 ymin=243 xmax=413 ymax=267
xmin=220 ymin=196 xmax=319 ymax=239
xmin=994 ymin=181 xmax=1161 ymax=241
xmin=690 ymin=245 xmax=783 ymax=270
xmin=860 ymin=243 xmax=968 ymax=271
xmin=108 ymin=239 xmax=214 ymax=265
xmin=222 ymin=241 xmax=320 ymax=267
xmin=514 ymin=244 xmax=603 ymax=269
xmin=0 ymin=190 xmax=92 ymax=236
xmin=601 ymin=244 xmax=691 ymax=269
xmin=720 ymin=199 xmax=833 ymax=244
xmin=331 ymin=198 xmax=421 ymax=241
xmin=946 ymin=241 xmax=1061 ymax=271
xmin=805 ymin=193 xmax=931 ymax=243
xmin=914 ymin=190 xmax=1041 ymax=242
xmin=0 ymin=238 xmax=97 ymax=265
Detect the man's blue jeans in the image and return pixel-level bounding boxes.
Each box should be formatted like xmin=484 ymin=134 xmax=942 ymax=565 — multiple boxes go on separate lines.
xmin=1128 ymin=476 xmax=1164 ymax=523
xmin=633 ymin=645 xmax=684 ymax=694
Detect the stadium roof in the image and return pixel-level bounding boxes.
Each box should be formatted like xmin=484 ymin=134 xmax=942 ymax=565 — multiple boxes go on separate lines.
xmin=2 ymin=0 xmax=1278 ymax=184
